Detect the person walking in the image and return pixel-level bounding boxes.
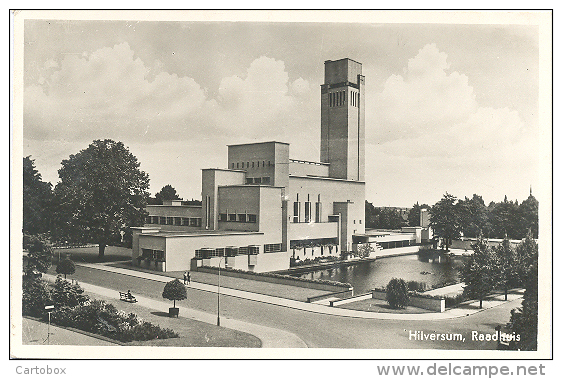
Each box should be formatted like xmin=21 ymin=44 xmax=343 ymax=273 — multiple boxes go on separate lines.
xmin=183 ymin=271 xmax=188 ymax=285
xmin=187 ymin=271 xmax=191 ymax=285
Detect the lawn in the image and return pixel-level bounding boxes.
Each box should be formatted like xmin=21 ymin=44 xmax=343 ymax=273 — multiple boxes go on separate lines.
xmin=337 ymin=297 xmax=433 ymax=314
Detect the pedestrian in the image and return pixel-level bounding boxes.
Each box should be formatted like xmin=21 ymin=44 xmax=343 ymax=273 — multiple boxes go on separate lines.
xmin=183 ymin=271 xmax=187 ymax=285
xmin=187 ymin=271 xmax=191 ymax=285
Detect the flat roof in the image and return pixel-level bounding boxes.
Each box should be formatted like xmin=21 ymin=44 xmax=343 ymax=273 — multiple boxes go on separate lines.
xmin=139 ymin=230 xmax=265 ymax=238
xmin=289 ymin=175 xmax=365 ymax=184
xmin=227 ymin=140 xmax=290 ymax=147
xmin=324 ymin=58 xmax=362 ymax=65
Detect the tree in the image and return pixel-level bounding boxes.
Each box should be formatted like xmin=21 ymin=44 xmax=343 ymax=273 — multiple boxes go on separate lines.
xmin=489 ymin=196 xmax=520 ymax=239
xmin=459 ymin=236 xmax=495 ymax=309
xmin=23 ymin=156 xmax=53 ymax=235
xmin=154 ymin=185 xmax=182 ymax=205
xmin=430 ymin=193 xmax=462 ymax=252
xmin=408 ymin=202 xmax=429 ymax=227
xmin=457 ymin=194 xmax=490 ymax=238
xmin=494 ymin=237 xmax=520 ymax=301
xmin=51 ymin=276 xmax=89 ymax=307
xmin=518 ymin=192 xmax=538 ymax=239
xmin=162 ymin=279 xmax=187 ymax=309
xmin=56 ymin=257 xmax=76 ymax=280
xmin=53 ymin=140 xmax=150 ymax=259
xmin=507 ymin=234 xmax=538 ymax=350
xmin=23 ymin=234 xmax=52 ymax=277
xmin=386 ymin=278 xmax=409 ymax=309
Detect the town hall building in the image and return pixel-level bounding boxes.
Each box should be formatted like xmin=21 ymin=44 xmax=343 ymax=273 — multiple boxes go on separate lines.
xmin=131 ymin=58 xmax=410 ymax=272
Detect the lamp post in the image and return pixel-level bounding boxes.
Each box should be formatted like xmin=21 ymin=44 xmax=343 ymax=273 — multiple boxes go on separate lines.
xmin=217 ymin=256 xmax=223 ymax=326
xmin=44 ymin=305 xmax=54 ymax=345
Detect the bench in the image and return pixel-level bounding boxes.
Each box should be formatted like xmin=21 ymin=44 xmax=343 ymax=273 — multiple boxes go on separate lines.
xmin=119 ymin=291 xmax=137 ymax=303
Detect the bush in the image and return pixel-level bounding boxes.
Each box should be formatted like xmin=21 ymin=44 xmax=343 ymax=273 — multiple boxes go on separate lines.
xmin=22 ymin=277 xmax=52 ymax=317
xmin=51 ymin=276 xmax=88 ymax=307
xmin=444 ymin=293 xmax=466 ymax=308
xmin=407 ymin=280 xmax=427 ymax=292
xmin=386 ymin=278 xmax=409 ymax=309
xmin=49 ymin=299 xmax=177 ymax=342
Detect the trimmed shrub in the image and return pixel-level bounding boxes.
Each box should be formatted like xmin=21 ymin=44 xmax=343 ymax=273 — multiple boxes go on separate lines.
xmin=386 ymin=278 xmax=409 ymax=309
xmin=56 ymin=258 xmax=76 ymax=279
xmin=162 ymin=278 xmax=187 ymax=308
xmin=22 ymin=277 xmax=52 ymax=317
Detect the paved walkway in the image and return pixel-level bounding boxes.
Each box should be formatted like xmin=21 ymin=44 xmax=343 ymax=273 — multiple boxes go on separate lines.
xmin=74 ymin=263 xmax=524 ymax=321
xmin=22 ymin=317 xmax=118 ymax=346
xmin=43 ymin=274 xmax=307 ymax=348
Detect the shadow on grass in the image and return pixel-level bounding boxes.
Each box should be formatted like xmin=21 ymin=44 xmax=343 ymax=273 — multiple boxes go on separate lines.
xmin=150 ymin=311 xmax=173 ymax=318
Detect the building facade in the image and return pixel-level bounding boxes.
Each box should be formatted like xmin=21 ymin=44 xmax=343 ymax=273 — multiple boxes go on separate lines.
xmin=132 ymin=58 xmax=366 ymax=272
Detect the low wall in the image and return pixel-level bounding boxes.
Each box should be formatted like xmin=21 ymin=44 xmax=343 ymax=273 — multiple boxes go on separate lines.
xmin=329 ymin=293 xmax=371 ymax=307
xmin=372 ymin=289 xmax=445 ymax=313
xmin=307 ymin=289 xmax=354 ymax=303
xmin=197 ymin=266 xmax=351 ymax=292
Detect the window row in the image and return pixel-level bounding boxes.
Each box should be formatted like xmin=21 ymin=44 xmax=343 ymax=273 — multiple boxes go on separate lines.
xmin=195 ymin=245 xmax=261 ymax=258
xmin=140 ymin=249 xmax=165 ymax=261
xmin=329 ymin=90 xmax=346 ymax=107
xmin=232 ymin=161 xmax=273 ymax=170
xmin=146 ymin=216 xmax=202 ymax=227
xmin=293 ymin=201 xmax=322 ymax=223
xmin=218 ymin=213 xmax=257 ymax=223
xmin=350 ymin=90 xmax=359 ymax=107
xmin=245 ymin=177 xmax=271 ymax=185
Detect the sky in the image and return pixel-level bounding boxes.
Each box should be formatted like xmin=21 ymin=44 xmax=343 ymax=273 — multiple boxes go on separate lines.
xmin=20 ymin=11 xmax=545 ymax=207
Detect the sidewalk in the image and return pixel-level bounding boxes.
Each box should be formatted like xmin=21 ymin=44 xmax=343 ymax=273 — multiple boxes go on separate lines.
xmin=43 ymin=273 xmax=307 ymax=348
xmin=74 ymin=263 xmax=524 ymax=321
xmin=22 ymin=317 xmax=118 ymax=346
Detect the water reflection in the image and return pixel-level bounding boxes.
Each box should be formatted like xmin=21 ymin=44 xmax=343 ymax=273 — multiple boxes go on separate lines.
xmin=292 ymin=252 xmax=466 ymax=295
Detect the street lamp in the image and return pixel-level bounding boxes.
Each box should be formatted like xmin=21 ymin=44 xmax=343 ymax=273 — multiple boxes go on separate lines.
xmin=44 ymin=305 xmax=54 ymax=344
xmin=217 ymin=256 xmax=223 ymax=326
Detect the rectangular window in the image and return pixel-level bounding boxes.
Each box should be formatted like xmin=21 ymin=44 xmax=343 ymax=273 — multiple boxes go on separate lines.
xmin=293 ymin=201 xmax=300 ymax=223
xmin=304 ymin=201 xmax=311 ymax=223
xmin=166 ymin=217 xmax=174 ymax=225
xmin=228 ymin=214 xmax=237 ymax=222
xmin=159 ymin=216 xmax=166 ymax=225
xmin=238 ymin=214 xmax=247 ymax=223
xmin=246 ymin=177 xmax=253 ymax=185
xmin=237 ymin=162 xmax=239 ymax=169
xmin=248 ymin=245 xmax=259 ymax=255
xmin=342 ymin=91 xmax=345 ymax=104
xmin=182 ymin=217 xmax=190 ymax=226
xmin=248 ymin=214 xmax=257 ymax=223
xmin=262 ymin=177 xmax=271 ymax=184
xmin=174 ymin=217 xmax=182 ymax=226
xmin=253 ymin=177 xmax=261 ymax=184
xmin=264 ymin=243 xmax=282 ymax=253
xmin=145 ymin=216 xmax=151 ymax=224
xmin=252 ymin=162 xmax=254 ymax=168
xmin=315 ymin=202 xmax=322 ymax=223
xmin=239 ymin=246 xmax=249 ymax=255
xmin=219 ymin=214 xmax=227 ymax=222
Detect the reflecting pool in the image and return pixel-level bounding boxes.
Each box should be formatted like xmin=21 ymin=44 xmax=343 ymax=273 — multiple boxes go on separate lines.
xmin=291 ymin=252 xmax=467 ymax=295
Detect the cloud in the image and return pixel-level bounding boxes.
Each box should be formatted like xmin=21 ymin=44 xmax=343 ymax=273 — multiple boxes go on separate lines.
xmin=370 ymin=43 xmax=478 ymax=143
xmin=24 ymin=44 xmax=312 ymax=144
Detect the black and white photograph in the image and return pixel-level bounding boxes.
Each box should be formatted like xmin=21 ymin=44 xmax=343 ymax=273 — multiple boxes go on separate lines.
xmin=10 ymin=9 xmax=552 ymax=365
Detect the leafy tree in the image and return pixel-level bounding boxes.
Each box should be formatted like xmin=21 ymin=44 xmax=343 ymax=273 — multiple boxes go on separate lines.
xmin=516 ymin=229 xmax=539 ymax=283
xmin=155 ymin=185 xmax=182 ymax=205
xmin=365 ymin=201 xmax=378 ymax=228
xmin=51 ymin=275 xmax=89 ymax=307
xmin=489 ymin=196 xmax=520 ymax=239
xmin=23 ymin=234 xmax=52 ymax=277
xmin=162 ymin=279 xmax=187 ymax=308
xmin=430 ymin=193 xmax=462 ymax=252
xmin=22 ymin=277 xmax=52 ymax=317
xmin=386 ymin=278 xmax=409 ymax=309
xmin=23 ymin=156 xmax=53 ymax=235
xmin=459 ymin=236 xmax=495 ymax=308
xmin=56 ymin=257 xmax=76 ymax=280
xmin=518 ymin=192 xmax=538 ymax=239
xmin=407 ymin=202 xmax=429 ymax=227
xmin=52 ymin=140 xmax=149 ymax=259
xmin=507 ymin=235 xmax=538 ymax=350
xmin=457 ymin=194 xmax=490 ymax=238
xmin=494 ymin=238 xmax=520 ymax=301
